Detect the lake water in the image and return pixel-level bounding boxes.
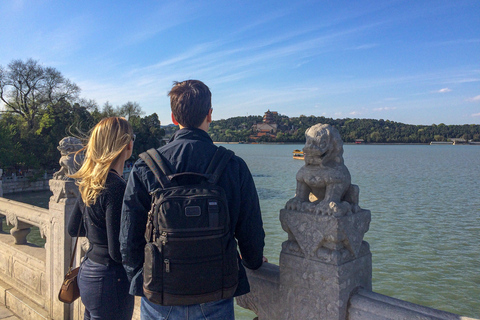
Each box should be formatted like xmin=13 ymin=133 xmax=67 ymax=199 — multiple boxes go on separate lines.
xmin=4 ymin=144 xmax=479 ymax=319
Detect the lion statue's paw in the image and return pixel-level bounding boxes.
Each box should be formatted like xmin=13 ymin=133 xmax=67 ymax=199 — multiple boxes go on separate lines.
xmin=285 ymin=198 xmax=303 ymax=211
xmin=314 ymin=201 xmax=352 ymax=216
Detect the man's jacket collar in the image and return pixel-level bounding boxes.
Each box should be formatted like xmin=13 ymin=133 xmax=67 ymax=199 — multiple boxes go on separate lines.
xmin=169 ymin=128 xmax=213 ymax=144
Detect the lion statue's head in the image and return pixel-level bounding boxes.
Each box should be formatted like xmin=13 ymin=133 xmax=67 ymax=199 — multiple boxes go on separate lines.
xmin=53 ymin=136 xmax=84 ymax=180
xmin=303 ymin=123 xmax=344 ymax=166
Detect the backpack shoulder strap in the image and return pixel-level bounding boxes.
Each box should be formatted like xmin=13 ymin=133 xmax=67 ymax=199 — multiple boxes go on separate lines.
xmin=205 ymin=146 xmax=234 ymax=184
xmin=139 ymin=149 xmax=176 ymax=188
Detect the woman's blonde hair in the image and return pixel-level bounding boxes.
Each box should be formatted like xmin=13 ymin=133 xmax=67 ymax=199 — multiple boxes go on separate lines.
xmin=70 ymin=117 xmax=133 ymax=207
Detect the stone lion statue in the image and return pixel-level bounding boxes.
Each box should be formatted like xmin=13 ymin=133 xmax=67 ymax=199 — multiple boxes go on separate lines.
xmin=53 ymin=136 xmax=84 ymax=180
xmin=286 ymin=123 xmax=359 ymax=216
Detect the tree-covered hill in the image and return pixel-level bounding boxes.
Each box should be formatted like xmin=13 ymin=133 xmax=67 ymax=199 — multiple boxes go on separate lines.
xmin=207 ymin=113 xmax=480 ymax=143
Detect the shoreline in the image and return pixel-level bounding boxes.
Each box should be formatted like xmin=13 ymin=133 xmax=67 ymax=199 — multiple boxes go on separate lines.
xmin=213 ymin=142 xmax=476 ymax=145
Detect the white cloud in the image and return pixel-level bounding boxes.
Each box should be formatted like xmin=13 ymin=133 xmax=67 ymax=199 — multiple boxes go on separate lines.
xmin=373 ymin=107 xmax=397 ymax=111
xmin=437 ymin=88 xmax=451 ymax=93
xmin=472 ymin=113 xmax=480 ymax=117
xmin=467 ymin=95 xmax=480 ymax=102
xmin=351 ymin=43 xmax=379 ymax=50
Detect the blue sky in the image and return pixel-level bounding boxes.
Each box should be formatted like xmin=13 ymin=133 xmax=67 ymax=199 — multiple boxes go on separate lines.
xmin=1 ymin=0 xmax=479 ymax=125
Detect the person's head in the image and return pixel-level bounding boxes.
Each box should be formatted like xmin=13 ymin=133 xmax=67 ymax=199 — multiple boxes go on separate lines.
xmin=70 ymin=117 xmax=134 ymax=206
xmin=168 ymin=80 xmax=212 ymax=128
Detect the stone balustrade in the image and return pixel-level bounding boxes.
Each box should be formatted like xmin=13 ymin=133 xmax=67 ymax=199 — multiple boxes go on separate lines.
xmin=0 ymin=179 xmax=83 ymax=320
xmin=0 ymin=178 xmax=143 ymax=320
xmin=0 ymin=197 xmax=51 ymax=319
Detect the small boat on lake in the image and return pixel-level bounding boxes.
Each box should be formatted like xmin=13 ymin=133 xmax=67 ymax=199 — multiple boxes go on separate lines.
xmin=293 ymin=149 xmax=304 ymax=160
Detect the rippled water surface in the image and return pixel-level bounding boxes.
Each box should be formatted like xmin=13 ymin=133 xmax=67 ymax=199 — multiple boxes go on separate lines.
xmin=4 ymin=144 xmax=479 ymax=319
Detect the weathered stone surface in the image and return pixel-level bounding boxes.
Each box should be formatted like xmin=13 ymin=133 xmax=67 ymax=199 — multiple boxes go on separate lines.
xmin=280 ymin=208 xmax=371 ymax=263
xmin=279 ymin=246 xmax=372 ymax=320
xmin=52 ymin=137 xmax=83 ymax=181
xmin=236 ymin=263 xmax=280 ymax=319
xmin=285 ymin=123 xmax=357 ymax=217
xmin=49 ymin=179 xmax=79 ymax=203
xmin=348 ymin=289 xmax=478 ymax=320
xmin=239 ymin=244 xmax=372 ymax=320
xmin=5 ymin=288 xmax=49 ymax=320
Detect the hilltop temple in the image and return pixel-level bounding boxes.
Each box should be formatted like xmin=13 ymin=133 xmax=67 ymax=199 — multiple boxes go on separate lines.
xmin=250 ymin=110 xmax=278 ymax=140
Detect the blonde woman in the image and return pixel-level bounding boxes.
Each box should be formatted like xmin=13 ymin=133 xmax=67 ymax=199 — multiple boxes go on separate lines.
xmin=68 ymin=117 xmax=135 ymax=320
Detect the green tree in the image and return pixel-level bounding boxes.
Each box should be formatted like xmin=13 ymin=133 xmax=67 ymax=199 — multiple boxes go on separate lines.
xmin=120 ymin=101 xmax=144 ymax=120
xmin=0 ymin=117 xmax=19 ymax=168
xmin=130 ymin=113 xmax=165 ymax=159
xmin=100 ymin=101 xmax=121 ymax=118
xmin=0 ymin=59 xmax=80 ymax=130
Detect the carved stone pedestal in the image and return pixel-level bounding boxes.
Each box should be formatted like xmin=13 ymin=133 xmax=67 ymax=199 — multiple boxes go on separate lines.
xmin=280 ymin=207 xmax=372 ymax=319
xmin=238 ymin=209 xmax=372 ymax=320
xmin=279 ymin=242 xmax=371 ymax=320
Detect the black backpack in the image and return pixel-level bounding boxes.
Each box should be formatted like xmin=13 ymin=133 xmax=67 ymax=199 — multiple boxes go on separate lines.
xmin=139 ymin=146 xmax=239 ymax=306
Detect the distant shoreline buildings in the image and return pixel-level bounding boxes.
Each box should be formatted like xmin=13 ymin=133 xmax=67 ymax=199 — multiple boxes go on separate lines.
xmin=250 ymin=110 xmax=279 ymax=141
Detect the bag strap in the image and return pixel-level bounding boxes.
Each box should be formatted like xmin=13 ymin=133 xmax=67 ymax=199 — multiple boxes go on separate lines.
xmin=139 ymin=149 xmax=175 ymax=188
xmin=68 ymin=209 xmax=83 ymax=272
xmin=139 ymin=146 xmax=234 ymax=187
xmin=205 ymin=146 xmax=234 ymax=184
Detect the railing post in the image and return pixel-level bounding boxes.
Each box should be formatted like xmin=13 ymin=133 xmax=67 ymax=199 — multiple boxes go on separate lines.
xmin=47 ymin=179 xmax=79 ymax=320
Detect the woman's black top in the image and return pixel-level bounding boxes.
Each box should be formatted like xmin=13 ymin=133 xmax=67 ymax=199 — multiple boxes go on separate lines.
xmin=68 ymin=171 xmax=126 ymax=265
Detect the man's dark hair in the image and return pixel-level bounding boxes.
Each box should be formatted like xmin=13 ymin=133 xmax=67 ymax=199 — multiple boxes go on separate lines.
xmin=168 ymin=80 xmax=212 ymax=128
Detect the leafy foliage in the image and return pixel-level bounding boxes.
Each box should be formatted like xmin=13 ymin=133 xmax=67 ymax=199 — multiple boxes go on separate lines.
xmin=208 ymin=115 xmax=480 ymax=143
xmin=0 ymin=59 xmax=80 ymax=129
xmin=0 ymin=58 xmax=166 ymax=173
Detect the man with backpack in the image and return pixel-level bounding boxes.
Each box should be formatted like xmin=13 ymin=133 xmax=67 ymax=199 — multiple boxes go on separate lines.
xmin=120 ymin=80 xmax=265 ymax=319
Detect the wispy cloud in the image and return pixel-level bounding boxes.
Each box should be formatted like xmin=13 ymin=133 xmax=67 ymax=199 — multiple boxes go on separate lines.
xmin=1 ymin=0 xmax=26 ymax=12
xmin=350 ymin=43 xmax=379 ymax=50
xmin=472 ymin=113 xmax=480 ymax=117
xmin=432 ymin=38 xmax=480 ymax=46
xmin=437 ymin=88 xmax=451 ymax=93
xmin=120 ymin=1 xmax=203 ymax=47
xmin=373 ymin=107 xmax=397 ymax=111
xmin=467 ymin=95 xmax=480 ymax=102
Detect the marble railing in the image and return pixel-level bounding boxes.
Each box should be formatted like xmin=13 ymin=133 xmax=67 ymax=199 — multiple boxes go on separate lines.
xmin=0 ymin=179 xmax=143 ymax=320
xmin=0 ymin=180 xmax=83 ymax=320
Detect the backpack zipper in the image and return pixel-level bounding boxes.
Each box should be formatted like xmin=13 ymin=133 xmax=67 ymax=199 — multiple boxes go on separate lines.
xmin=164 ymin=259 xmax=170 ymax=273
xmin=159 ymin=231 xmax=168 ymax=245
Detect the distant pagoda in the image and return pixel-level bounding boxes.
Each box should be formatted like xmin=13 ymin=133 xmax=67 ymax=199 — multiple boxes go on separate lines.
xmin=250 ymin=110 xmax=278 ymax=140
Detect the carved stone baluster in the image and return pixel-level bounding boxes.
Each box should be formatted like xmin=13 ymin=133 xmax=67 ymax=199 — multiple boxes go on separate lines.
xmin=10 ymin=221 xmax=32 ymax=245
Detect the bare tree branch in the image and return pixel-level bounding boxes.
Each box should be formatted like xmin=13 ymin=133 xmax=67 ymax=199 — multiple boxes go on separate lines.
xmin=0 ymin=59 xmax=81 ymax=129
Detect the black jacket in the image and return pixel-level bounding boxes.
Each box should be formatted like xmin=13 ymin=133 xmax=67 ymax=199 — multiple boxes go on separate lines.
xmin=68 ymin=172 xmax=126 ymax=265
xmin=120 ymin=128 xmax=265 ymax=297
